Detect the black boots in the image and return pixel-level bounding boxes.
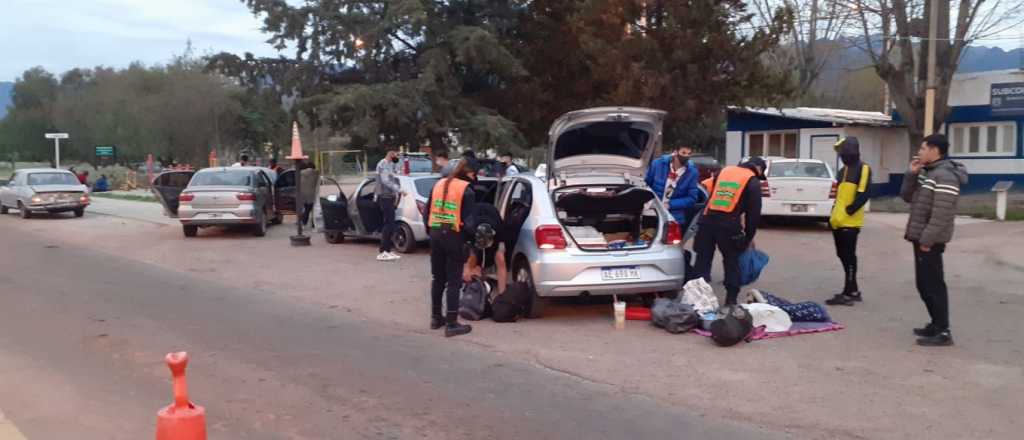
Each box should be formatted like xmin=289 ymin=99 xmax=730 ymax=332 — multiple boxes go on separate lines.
xmin=443 ymin=312 xmax=471 ymax=337
xmin=826 ymin=291 xmax=862 ymax=306
xmin=430 ymin=315 xmax=445 ymax=330
xmin=916 ymin=329 xmax=954 ymax=347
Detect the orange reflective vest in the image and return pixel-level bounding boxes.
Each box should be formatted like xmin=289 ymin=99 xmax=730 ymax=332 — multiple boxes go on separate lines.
xmin=704 ymin=166 xmax=755 ymax=214
xmin=428 ymin=178 xmax=469 ymax=231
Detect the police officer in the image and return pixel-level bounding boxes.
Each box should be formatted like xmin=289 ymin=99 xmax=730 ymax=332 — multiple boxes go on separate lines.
xmin=423 ymin=159 xmax=477 ymax=337
xmin=693 ymin=157 xmax=766 ymax=305
xmin=826 ymin=137 xmax=872 ymax=306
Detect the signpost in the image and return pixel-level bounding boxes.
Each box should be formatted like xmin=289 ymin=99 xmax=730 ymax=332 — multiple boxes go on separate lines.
xmin=991 ymin=82 xmax=1024 ymax=116
xmin=95 ymin=145 xmax=116 ymax=158
xmin=991 ymin=181 xmax=1014 ymax=221
xmin=45 ymin=133 xmax=69 ymax=168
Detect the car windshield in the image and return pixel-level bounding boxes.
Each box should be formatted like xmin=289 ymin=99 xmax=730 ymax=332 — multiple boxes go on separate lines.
xmin=414 ymin=177 xmax=441 ymax=197
xmin=28 ymin=172 xmax=79 ymax=186
xmin=406 ymin=158 xmax=433 ymax=173
xmin=554 ymin=121 xmax=651 ymax=160
xmin=190 ymin=170 xmax=252 ymax=186
xmin=768 ymin=162 xmax=831 ymax=179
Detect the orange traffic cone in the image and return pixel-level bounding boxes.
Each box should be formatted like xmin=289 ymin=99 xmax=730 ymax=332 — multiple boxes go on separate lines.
xmin=155 ymin=352 xmax=206 ymax=440
xmin=286 ymin=121 xmax=308 ymax=160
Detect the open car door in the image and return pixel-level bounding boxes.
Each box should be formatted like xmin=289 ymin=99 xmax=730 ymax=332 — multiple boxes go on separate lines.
xmin=353 ymin=178 xmax=383 ymax=234
xmin=151 ymin=170 xmax=195 ymax=218
xmin=274 ymin=169 xmax=297 ymax=215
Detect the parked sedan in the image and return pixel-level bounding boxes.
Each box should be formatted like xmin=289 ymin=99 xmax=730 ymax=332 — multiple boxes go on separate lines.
xmin=760 ymin=158 xmax=837 ymax=221
xmin=504 ymin=107 xmax=687 ymax=318
xmin=153 ymin=167 xmax=291 ymax=237
xmin=0 ymin=168 xmax=90 ymax=218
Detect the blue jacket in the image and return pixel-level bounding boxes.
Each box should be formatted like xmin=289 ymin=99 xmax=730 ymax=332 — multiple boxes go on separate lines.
xmin=645 ymin=155 xmax=701 ymax=224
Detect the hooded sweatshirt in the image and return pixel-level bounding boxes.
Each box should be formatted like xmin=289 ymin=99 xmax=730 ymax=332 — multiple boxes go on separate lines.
xmin=830 ymin=137 xmax=872 ymax=229
xmin=900 ymin=158 xmax=969 ymax=246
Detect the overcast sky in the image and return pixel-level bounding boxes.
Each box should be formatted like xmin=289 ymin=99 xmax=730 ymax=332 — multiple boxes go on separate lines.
xmin=1 ymin=0 xmax=1022 ymax=82
xmin=0 ymin=0 xmax=281 ymax=81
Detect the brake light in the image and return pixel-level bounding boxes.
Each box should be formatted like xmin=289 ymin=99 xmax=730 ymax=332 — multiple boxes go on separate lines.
xmin=236 ymin=192 xmax=256 ymax=201
xmin=760 ymin=180 xmax=771 ymax=198
xmin=179 ymin=193 xmax=194 ymax=203
xmin=534 ymin=225 xmax=567 ymax=250
xmin=829 ymin=182 xmax=838 ymax=199
xmin=416 ymin=200 xmax=427 ymax=217
xmin=663 ymin=221 xmax=682 ymax=245
xmin=80 ymin=194 xmax=90 ymax=204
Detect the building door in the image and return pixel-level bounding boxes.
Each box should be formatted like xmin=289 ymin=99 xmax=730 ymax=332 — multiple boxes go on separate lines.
xmin=811 ymin=135 xmax=840 ymax=174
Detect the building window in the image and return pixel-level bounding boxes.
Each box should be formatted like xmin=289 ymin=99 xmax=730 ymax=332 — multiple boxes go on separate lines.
xmin=950 ymin=122 xmax=1017 ymax=156
xmin=747 ymin=131 xmax=798 ymax=158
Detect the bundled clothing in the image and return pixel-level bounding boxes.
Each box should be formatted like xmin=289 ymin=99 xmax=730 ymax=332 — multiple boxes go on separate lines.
xmin=900 ymin=158 xmax=968 ymax=332
xmin=645 ymin=155 xmax=702 ymax=225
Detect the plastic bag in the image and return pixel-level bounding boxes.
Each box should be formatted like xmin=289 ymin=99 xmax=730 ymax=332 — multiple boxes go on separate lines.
xmin=741 ymin=303 xmax=792 ymax=332
xmin=651 ymin=298 xmax=701 ymax=334
xmin=680 ymin=278 xmax=719 ymax=315
xmin=739 ymin=246 xmax=769 ymax=286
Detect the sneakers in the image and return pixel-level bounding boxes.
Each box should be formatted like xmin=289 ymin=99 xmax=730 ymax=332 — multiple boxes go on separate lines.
xmin=445 ymin=323 xmax=472 ymax=338
xmin=430 ymin=316 xmax=445 ymax=330
xmin=825 ymin=292 xmax=862 ymax=306
xmin=387 ymin=251 xmax=402 ymax=260
xmin=917 ymin=329 xmax=954 ymax=347
xmin=376 ymin=251 xmax=401 ymax=261
xmin=913 ymin=323 xmax=940 ymax=337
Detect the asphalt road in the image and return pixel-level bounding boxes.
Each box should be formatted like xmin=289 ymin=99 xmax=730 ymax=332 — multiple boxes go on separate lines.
xmin=0 ymin=228 xmax=784 ymax=439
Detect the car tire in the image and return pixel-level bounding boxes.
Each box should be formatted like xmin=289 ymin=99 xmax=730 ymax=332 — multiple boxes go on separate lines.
xmin=252 ymin=212 xmax=267 ymax=237
xmin=0 ymin=204 xmax=8 ymax=215
xmin=515 ymin=258 xmax=546 ymax=319
xmin=183 ymin=225 xmax=198 ymax=237
xmin=18 ymin=202 xmax=31 ymax=219
xmin=73 ymin=208 xmax=85 ymax=218
xmin=392 ymin=222 xmax=416 ymax=254
xmin=324 ymin=230 xmax=345 ymax=244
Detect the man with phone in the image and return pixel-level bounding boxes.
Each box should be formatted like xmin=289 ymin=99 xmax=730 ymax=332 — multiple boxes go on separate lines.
xmin=900 ymin=134 xmax=968 ymax=347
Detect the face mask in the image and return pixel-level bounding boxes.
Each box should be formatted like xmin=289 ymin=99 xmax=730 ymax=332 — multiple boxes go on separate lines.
xmin=841 ymin=154 xmax=858 ymax=166
xmin=675 ymin=155 xmax=689 ymax=167
xmin=391 ymin=156 xmax=400 ymax=163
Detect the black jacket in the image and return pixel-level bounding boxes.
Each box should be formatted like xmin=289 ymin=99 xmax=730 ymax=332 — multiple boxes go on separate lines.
xmin=700 ymin=172 xmax=762 ymax=243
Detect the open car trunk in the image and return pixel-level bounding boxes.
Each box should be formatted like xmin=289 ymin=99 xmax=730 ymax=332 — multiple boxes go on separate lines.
xmin=553 ymin=185 xmax=661 ymax=251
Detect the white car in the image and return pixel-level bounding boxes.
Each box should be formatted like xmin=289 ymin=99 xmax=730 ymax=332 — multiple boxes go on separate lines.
xmin=0 ymin=168 xmax=90 ymax=218
xmin=760 ymin=158 xmax=836 ymax=220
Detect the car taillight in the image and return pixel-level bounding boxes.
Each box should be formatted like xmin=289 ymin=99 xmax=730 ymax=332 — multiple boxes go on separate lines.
xmin=236 ymin=192 xmax=256 ymax=201
xmin=761 ymin=180 xmax=771 ymax=198
xmin=534 ymin=225 xmax=567 ymax=250
xmin=179 ymin=193 xmax=194 ymax=202
xmin=416 ymin=200 xmax=427 ymax=216
xmin=663 ymin=221 xmax=682 ymax=245
xmin=829 ymin=181 xmax=838 ymax=199
xmin=80 ymin=194 xmax=90 ymax=203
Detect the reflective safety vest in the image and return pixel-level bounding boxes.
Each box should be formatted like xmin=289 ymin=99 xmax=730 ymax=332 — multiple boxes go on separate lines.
xmin=704 ymin=166 xmax=755 ymax=214
xmin=829 ymin=164 xmax=870 ymax=229
xmin=428 ymin=178 xmax=469 ymax=231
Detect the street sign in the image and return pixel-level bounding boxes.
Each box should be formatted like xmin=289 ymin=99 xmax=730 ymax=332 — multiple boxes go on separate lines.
xmin=991 ymin=82 xmax=1024 ymax=116
xmin=45 ymin=133 xmax=69 ymax=139
xmin=991 ymin=181 xmax=1014 ymax=192
xmin=95 ymin=145 xmax=116 ymax=157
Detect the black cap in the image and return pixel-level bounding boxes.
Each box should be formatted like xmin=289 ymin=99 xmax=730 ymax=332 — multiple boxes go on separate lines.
xmin=742 ymin=156 xmax=767 ymax=179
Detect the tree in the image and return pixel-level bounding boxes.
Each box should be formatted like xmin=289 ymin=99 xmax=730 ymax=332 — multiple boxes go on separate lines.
xmin=0 ymin=67 xmax=60 ymax=164
xmin=846 ymin=0 xmax=1024 ymax=149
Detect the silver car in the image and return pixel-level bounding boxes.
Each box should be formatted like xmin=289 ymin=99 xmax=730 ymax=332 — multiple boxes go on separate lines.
xmin=504 ymin=107 xmax=686 ymax=317
xmin=153 ymin=167 xmax=289 ymax=237
xmin=0 ymin=168 xmax=90 ymax=218
xmin=314 ymin=173 xmax=444 ymax=253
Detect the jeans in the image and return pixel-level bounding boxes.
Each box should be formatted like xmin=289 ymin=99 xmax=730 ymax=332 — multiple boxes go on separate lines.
xmin=299 ymin=203 xmax=314 ymax=226
xmin=693 ymin=221 xmax=744 ymax=305
xmin=832 ymin=228 xmax=860 ymax=294
xmin=913 ymin=243 xmax=949 ymax=330
xmin=378 ymin=195 xmax=397 ymax=253
xmin=430 ymin=229 xmax=467 ymax=324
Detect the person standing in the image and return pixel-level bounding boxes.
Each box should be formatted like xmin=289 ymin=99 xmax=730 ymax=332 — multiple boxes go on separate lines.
xmin=434 ymin=151 xmax=454 ymax=177
xmin=299 ymin=161 xmax=319 ymax=226
xmin=375 ymin=149 xmax=405 ymax=261
xmin=645 ymin=145 xmax=702 ymax=228
xmin=826 ymin=137 xmax=872 ymax=306
xmin=499 ymin=152 xmax=520 ymax=176
xmin=901 ymin=134 xmax=968 ymax=347
xmin=423 ymin=159 xmax=477 ymax=337
xmin=692 ymin=157 xmax=766 ymax=305
xmin=232 ymin=154 xmax=249 ymax=167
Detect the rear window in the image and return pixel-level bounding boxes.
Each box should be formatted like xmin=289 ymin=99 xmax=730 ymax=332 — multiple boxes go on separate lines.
xmin=28 ymin=172 xmax=79 ymax=186
xmin=190 ymin=170 xmax=252 ymax=186
xmin=768 ymin=162 xmax=831 ymax=179
xmin=414 ymin=177 xmax=441 ymax=197
xmin=406 ymin=158 xmax=433 ymax=173
xmin=554 ymin=121 xmax=651 ymax=160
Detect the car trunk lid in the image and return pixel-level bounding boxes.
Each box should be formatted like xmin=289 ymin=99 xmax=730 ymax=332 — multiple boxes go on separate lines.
xmin=547 ymin=107 xmax=664 ymax=183
xmin=185 ymin=186 xmax=250 ymax=209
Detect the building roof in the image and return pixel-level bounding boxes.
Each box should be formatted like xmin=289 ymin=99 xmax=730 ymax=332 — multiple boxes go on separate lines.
xmin=729 ymin=106 xmax=899 ymax=127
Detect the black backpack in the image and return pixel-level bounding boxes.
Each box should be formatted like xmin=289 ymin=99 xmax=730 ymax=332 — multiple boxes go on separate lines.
xmin=459 ymin=277 xmax=491 ymax=321
xmin=490 ymin=282 xmax=529 ymax=322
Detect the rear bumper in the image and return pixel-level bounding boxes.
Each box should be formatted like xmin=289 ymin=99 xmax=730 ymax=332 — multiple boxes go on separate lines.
xmin=179 ymin=204 xmax=258 ymax=225
xmin=530 ymin=248 xmax=685 ymax=297
xmin=762 ymin=199 xmax=833 ymax=217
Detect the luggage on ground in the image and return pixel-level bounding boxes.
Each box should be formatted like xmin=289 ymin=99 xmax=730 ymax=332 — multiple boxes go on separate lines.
xmin=710 ymin=305 xmax=754 ymax=347
xmin=459 ymin=276 xmax=491 ymax=321
xmin=746 ymin=289 xmax=832 ymax=323
xmin=680 ymin=278 xmax=719 ymax=315
xmin=491 ymin=281 xmax=529 ymax=322
xmin=651 ymin=298 xmax=701 ymax=334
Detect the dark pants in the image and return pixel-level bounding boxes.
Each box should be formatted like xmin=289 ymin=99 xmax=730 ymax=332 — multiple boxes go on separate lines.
xmin=299 ymin=202 xmax=314 ymax=226
xmin=378 ymin=195 xmax=397 ymax=252
xmin=832 ymin=228 xmax=860 ymax=294
xmin=693 ymin=221 xmax=744 ymax=305
xmin=913 ymin=243 xmax=949 ymax=330
xmin=430 ymin=229 xmax=467 ymax=324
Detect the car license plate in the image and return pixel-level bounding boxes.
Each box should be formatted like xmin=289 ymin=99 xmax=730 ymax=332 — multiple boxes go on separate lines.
xmin=790 ymin=204 xmax=808 ymax=213
xmin=602 ymin=266 xmax=640 ymax=281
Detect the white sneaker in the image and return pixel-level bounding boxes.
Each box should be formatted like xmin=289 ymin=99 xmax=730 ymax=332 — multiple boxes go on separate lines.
xmin=377 ymin=252 xmax=391 ymax=261
xmin=387 ymin=251 xmax=402 ymax=260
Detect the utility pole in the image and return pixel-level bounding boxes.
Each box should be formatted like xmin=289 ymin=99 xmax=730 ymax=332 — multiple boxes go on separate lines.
xmin=923 ymin=0 xmax=939 ymax=135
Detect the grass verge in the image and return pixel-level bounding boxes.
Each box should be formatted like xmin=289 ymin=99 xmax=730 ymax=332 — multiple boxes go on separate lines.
xmin=91 ymin=192 xmax=159 ymax=203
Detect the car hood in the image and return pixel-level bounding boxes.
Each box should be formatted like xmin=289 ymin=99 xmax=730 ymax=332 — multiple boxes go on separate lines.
xmin=547 ymin=107 xmax=664 ymax=181
xmin=31 ymin=184 xmax=88 ymax=193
